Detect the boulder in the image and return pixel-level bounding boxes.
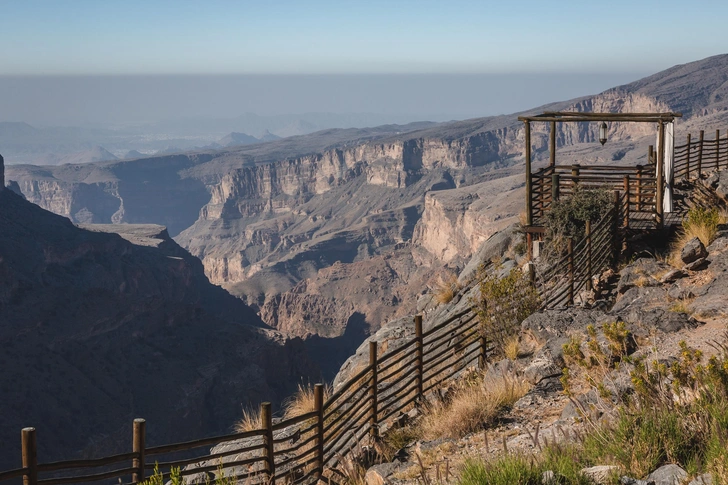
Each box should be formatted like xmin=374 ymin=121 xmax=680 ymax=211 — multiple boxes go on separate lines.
xmin=660 ymin=269 xmax=687 ymax=284
xmin=688 ymin=474 xmax=713 ymax=485
xmin=365 ymin=462 xmax=411 ymax=485
xmin=646 ymin=464 xmax=688 ymax=485
xmin=612 ymin=287 xmax=697 ymax=337
xmin=716 ymin=170 xmax=728 ymax=199
xmin=617 ymin=258 xmax=671 ymax=294
xmin=521 ymin=308 xmax=609 ymax=346
xmin=581 ymin=465 xmax=620 ymax=484
xmin=684 ymin=257 xmax=709 ymax=271
xmin=681 ymin=237 xmax=708 ymax=264
xmin=522 ymin=346 xmax=564 ymax=384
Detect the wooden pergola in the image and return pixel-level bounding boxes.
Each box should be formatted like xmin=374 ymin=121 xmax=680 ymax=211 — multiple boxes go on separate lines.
xmin=518 ymin=111 xmax=682 ymax=257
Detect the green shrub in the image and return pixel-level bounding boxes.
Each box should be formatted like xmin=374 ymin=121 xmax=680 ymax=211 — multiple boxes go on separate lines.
xmin=545 ymin=187 xmax=612 ymax=255
xmin=475 ymin=266 xmax=540 ymax=356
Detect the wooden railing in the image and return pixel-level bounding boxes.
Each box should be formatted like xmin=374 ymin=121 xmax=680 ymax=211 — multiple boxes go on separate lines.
xmin=0 ymin=311 xmax=487 ymax=485
xmin=530 ymin=164 xmax=656 ymax=229
xmin=673 ymin=129 xmax=728 ymax=179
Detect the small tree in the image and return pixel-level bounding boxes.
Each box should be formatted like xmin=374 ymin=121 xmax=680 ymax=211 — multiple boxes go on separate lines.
xmin=475 ymin=265 xmax=540 ymax=356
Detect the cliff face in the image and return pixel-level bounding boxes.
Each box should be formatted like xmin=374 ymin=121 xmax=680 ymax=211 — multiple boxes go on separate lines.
xmin=0 ymin=190 xmax=318 ymax=469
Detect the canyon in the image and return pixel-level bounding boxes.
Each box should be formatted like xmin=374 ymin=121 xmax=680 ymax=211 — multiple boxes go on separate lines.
xmin=5 ymin=54 xmax=728 ymax=378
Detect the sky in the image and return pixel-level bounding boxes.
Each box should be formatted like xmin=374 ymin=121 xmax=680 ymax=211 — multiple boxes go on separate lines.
xmin=1 ymin=1 xmax=726 ymax=126
xmin=3 ymin=0 xmax=727 ymax=75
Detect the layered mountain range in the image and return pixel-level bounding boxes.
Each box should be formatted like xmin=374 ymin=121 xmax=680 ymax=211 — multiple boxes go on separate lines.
xmin=5 ymin=54 xmax=728 ymax=374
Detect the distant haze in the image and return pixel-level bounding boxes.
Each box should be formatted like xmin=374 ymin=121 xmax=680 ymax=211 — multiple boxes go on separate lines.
xmin=0 ymin=73 xmax=647 ymax=127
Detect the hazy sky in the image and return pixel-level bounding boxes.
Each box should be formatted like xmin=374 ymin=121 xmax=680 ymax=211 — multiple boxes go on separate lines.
xmin=1 ymin=1 xmax=726 ymax=126
xmin=3 ymin=0 xmax=726 ymax=75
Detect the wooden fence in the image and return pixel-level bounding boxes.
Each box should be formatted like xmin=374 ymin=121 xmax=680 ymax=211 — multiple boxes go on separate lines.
xmin=530 ymin=164 xmax=656 ymax=229
xmin=0 ymin=311 xmax=487 ymax=485
xmin=673 ymin=129 xmax=728 ymax=179
xmin=536 ymin=192 xmax=624 ymax=309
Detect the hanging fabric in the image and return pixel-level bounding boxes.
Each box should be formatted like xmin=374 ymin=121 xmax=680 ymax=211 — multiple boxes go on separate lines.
xmin=664 ymin=121 xmax=674 ymax=213
xmin=656 ymin=121 xmax=675 ymax=213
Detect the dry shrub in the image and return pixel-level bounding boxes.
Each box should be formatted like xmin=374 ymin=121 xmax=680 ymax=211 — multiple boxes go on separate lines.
xmin=434 ymin=272 xmax=462 ymax=304
xmin=283 ymin=383 xmax=331 ymax=419
xmin=234 ymin=407 xmax=263 ymax=432
xmin=669 ymin=206 xmax=726 ymax=266
xmin=418 ymin=373 xmax=529 ymax=440
xmin=668 ymin=297 xmax=694 ymax=314
xmin=503 ymin=336 xmax=521 ymax=361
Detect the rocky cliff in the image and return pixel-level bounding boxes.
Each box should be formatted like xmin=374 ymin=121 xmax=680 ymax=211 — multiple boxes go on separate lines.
xmin=0 ymin=189 xmax=318 ymax=469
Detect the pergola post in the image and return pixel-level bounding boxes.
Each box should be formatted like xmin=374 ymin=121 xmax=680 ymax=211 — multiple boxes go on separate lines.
xmin=549 ymin=121 xmax=556 ymax=167
xmin=656 ymin=121 xmax=665 ymax=228
xmin=524 ymin=120 xmax=533 ymax=259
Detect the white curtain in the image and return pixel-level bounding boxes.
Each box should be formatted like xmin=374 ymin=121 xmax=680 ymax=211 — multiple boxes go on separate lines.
xmin=657 ymin=121 xmax=675 ymax=213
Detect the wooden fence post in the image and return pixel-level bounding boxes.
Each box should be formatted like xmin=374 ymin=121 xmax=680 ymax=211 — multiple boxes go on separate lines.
xmin=414 ymin=315 xmax=424 ymax=399
xmin=636 ymin=165 xmax=643 ymax=211
xmin=612 ymin=191 xmax=621 ymax=268
xmin=586 ymin=220 xmax=593 ymax=292
xmin=571 ymin=164 xmax=580 ymax=187
xmin=567 ymin=238 xmax=574 ymax=305
xmin=549 ymin=121 xmax=556 ymax=167
xmin=314 ymin=384 xmax=324 ymax=480
xmin=21 ymin=428 xmax=37 ymax=485
xmin=132 ymin=419 xmax=145 ymax=484
xmin=261 ymin=402 xmax=275 ymax=485
xmin=623 ymin=175 xmax=630 ymax=229
xmin=686 ymin=134 xmax=691 ymax=178
xmin=551 ymin=173 xmax=560 ymax=204
xmin=698 ymin=130 xmax=704 ymax=176
xmin=717 ymin=129 xmax=721 ymax=170
xmin=369 ymin=341 xmax=378 ymax=439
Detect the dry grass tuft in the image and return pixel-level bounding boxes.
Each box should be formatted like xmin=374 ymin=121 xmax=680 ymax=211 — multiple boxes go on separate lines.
xmin=503 ymin=336 xmax=521 ymax=361
xmin=283 ymin=383 xmax=331 ymax=420
xmin=669 ymin=206 xmax=726 ymax=267
xmin=234 ymin=407 xmax=263 ymax=432
xmin=418 ymin=373 xmax=529 ymax=440
xmin=668 ymin=298 xmax=694 ymax=314
xmin=434 ymin=272 xmax=462 ymax=304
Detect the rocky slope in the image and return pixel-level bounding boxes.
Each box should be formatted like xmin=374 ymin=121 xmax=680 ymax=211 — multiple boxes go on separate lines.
xmin=0 ymin=180 xmax=318 ymax=469
xmin=329 ymin=176 xmax=728 ymax=485
xmin=6 ymin=54 xmax=728 ymax=352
